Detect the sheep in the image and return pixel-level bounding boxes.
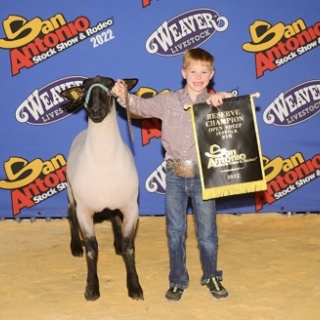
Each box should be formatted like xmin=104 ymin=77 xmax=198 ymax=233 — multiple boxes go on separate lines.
xmin=59 ymin=75 xmax=143 ymax=301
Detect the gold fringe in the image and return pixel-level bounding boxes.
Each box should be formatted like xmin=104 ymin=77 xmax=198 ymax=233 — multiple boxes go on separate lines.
xmin=202 ymin=180 xmax=267 ymax=200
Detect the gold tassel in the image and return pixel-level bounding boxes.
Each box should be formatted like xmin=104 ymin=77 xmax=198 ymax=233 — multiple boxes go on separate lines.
xmin=202 ymin=180 xmax=267 ymax=200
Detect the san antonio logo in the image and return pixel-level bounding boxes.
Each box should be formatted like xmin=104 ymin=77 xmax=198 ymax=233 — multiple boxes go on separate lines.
xmin=242 ymin=18 xmax=320 ymax=78
xmin=0 ymin=13 xmax=113 ymax=76
xmin=205 ymin=144 xmax=255 ymax=170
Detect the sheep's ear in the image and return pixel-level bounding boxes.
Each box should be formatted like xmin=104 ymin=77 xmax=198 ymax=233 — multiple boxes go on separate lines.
xmin=123 ymin=78 xmax=138 ymax=92
xmin=60 ymin=87 xmax=85 ymax=102
xmin=60 ymin=87 xmax=85 ymax=112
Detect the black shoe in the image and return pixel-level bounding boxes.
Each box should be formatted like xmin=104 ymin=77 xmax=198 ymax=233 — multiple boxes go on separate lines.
xmin=165 ymin=287 xmax=185 ymax=302
xmin=205 ymin=277 xmax=228 ymax=300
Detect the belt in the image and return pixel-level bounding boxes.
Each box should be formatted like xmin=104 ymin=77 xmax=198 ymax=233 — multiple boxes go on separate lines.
xmin=166 ymin=159 xmax=197 ymax=178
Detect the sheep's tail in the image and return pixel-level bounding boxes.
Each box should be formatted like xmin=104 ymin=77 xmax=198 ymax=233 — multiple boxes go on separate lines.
xmin=123 ymin=82 xmax=134 ymax=142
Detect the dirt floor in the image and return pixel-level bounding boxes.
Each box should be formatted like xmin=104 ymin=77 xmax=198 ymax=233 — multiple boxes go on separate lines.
xmin=0 ymin=213 xmax=320 ymax=320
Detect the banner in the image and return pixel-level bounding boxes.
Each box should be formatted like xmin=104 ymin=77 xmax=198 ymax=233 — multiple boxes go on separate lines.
xmin=190 ymin=95 xmax=267 ymax=199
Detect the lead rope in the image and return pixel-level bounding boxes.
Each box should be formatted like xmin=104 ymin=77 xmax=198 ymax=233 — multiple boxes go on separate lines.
xmin=122 ymin=81 xmax=134 ymax=142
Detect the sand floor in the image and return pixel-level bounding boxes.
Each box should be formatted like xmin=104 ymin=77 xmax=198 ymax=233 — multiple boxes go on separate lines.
xmin=0 ymin=213 xmax=320 ymax=320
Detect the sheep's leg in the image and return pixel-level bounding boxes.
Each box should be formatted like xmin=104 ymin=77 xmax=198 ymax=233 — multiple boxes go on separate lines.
xmin=110 ymin=210 xmax=123 ymax=255
xmin=77 ymin=211 xmax=100 ymax=301
xmin=68 ymin=204 xmax=83 ymax=256
xmin=122 ymin=213 xmax=144 ymax=300
xmin=84 ymin=236 xmax=100 ymax=301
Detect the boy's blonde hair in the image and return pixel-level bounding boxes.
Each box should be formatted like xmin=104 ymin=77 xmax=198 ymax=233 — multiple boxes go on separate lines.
xmin=182 ymin=48 xmax=214 ymax=69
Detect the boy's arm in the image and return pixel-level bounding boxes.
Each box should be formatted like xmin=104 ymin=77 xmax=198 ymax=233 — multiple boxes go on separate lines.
xmin=112 ymin=79 xmax=165 ymax=119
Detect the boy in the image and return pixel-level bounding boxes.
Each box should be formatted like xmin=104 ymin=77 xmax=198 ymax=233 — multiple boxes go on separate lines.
xmin=113 ymin=48 xmax=232 ymax=302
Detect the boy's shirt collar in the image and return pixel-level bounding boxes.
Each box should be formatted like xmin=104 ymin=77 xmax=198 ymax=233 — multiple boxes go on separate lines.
xmin=180 ymin=86 xmax=209 ymax=104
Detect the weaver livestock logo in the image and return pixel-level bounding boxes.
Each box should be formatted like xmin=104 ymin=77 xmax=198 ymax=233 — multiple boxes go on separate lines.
xmin=255 ymin=152 xmax=320 ymax=211
xmin=0 ymin=154 xmax=67 ymax=216
xmin=0 ymin=13 xmax=114 ymax=76
xmin=16 ymin=76 xmax=87 ymax=125
xmin=263 ymin=80 xmax=320 ymax=126
xmin=146 ymin=8 xmax=228 ymax=56
xmin=242 ymin=18 xmax=320 ymax=78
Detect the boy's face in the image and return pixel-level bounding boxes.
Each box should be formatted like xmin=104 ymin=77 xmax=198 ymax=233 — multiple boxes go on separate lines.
xmin=181 ymin=60 xmax=214 ymax=96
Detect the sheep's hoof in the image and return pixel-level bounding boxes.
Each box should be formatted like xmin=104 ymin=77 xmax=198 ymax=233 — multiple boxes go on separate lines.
xmin=85 ymin=286 xmax=100 ymax=301
xmin=128 ymin=286 xmax=144 ymax=301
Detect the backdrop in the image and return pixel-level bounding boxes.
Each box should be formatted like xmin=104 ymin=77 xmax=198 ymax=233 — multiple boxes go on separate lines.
xmin=0 ymin=0 xmax=319 ymax=218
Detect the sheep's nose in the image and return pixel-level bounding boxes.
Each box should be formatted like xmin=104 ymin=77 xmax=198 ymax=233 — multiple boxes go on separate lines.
xmin=88 ymin=107 xmax=107 ymax=123
xmin=90 ymin=109 xmax=100 ymax=117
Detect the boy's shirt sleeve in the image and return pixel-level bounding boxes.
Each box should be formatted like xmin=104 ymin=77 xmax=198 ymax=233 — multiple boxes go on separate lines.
xmin=121 ymin=92 xmax=169 ymax=119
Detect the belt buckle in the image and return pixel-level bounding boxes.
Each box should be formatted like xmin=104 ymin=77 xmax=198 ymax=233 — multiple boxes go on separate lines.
xmin=174 ymin=159 xmax=195 ymax=178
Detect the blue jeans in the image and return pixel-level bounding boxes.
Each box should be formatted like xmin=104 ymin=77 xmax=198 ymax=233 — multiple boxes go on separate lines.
xmin=165 ymin=165 xmax=222 ymax=289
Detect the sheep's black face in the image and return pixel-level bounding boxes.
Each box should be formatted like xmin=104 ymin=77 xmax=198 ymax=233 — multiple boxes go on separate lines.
xmin=85 ymin=89 xmax=114 ymax=123
xmin=83 ymin=76 xmax=116 ymax=123
xmin=88 ymin=101 xmax=113 ymax=123
xmin=59 ymin=75 xmax=138 ymax=122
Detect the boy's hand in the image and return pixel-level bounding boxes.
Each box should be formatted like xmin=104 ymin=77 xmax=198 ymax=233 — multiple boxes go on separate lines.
xmin=206 ymin=92 xmax=233 ymax=107
xmin=112 ymin=80 xmax=126 ymax=103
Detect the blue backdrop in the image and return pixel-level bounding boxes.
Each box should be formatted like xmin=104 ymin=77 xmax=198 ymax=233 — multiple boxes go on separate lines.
xmin=0 ymin=0 xmax=319 ymax=218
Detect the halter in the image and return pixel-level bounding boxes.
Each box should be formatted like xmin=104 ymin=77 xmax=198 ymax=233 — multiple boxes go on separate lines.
xmin=84 ymin=83 xmax=115 ymax=109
